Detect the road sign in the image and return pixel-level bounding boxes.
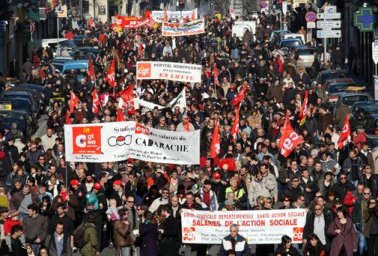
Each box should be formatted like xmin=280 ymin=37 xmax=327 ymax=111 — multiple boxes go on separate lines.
xmin=307 ymin=22 xmax=316 ymax=29
xmin=316 ymin=20 xmax=341 ymax=29
xmin=316 ymin=13 xmax=341 ymax=19
xmin=316 ymin=30 xmax=341 ymax=38
xmin=372 ymin=41 xmax=378 ymax=64
xmin=324 ymin=5 xmax=337 ymax=14
xmin=305 ymin=12 xmax=317 ymax=22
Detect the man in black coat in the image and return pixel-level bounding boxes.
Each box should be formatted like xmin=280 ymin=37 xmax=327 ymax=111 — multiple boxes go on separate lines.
xmin=158 ymin=205 xmax=180 ymax=256
xmin=303 ymin=204 xmax=333 ymax=251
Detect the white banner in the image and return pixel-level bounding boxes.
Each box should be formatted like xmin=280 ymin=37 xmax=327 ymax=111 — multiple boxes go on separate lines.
xmin=136 ymin=61 xmax=202 ymax=83
xmin=64 ymin=121 xmax=200 ymax=164
xmin=151 ymin=9 xmax=198 ymax=23
xmin=181 ymin=209 xmax=306 ymax=244
xmin=162 ymin=19 xmax=205 ymax=37
xmin=135 ymin=89 xmax=186 ymax=112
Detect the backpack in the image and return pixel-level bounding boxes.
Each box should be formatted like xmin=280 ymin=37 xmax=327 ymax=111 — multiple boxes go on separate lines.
xmin=73 ymin=224 xmax=86 ymax=249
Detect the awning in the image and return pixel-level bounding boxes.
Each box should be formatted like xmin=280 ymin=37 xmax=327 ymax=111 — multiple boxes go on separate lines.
xmin=27 ymin=9 xmax=40 ymax=22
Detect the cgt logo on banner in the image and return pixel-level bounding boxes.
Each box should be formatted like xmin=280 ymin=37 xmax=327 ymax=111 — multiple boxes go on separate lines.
xmin=180 ymin=209 xmax=307 ymax=244
xmin=72 ymin=126 xmax=102 ymax=154
xmin=64 ymin=121 xmax=200 ymax=164
xmin=137 ymin=63 xmax=152 ymax=78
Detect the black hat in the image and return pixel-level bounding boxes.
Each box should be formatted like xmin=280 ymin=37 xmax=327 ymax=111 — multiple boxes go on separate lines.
xmin=203 ymin=180 xmax=211 ymax=185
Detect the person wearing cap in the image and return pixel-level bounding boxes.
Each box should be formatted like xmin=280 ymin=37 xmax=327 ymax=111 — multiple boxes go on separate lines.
xmin=110 ymin=180 xmax=125 ymax=208
xmin=70 ymin=179 xmax=86 ymax=227
xmin=210 ymin=174 xmax=228 ymax=204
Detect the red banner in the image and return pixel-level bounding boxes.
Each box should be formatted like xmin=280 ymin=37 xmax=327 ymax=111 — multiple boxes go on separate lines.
xmin=112 ymin=16 xmax=151 ymax=31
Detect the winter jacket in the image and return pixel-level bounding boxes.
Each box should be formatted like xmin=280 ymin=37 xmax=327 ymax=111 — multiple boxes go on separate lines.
xmin=113 ymin=219 xmax=132 ymax=248
xmin=327 ymin=217 xmax=357 ymax=256
xmin=80 ymin=223 xmax=97 ymax=256
xmin=219 ymin=234 xmax=251 ymax=256
xmin=197 ymin=189 xmax=219 ymax=211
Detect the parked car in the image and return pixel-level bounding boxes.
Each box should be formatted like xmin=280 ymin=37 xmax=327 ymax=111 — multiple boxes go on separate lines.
xmin=335 ymin=92 xmax=372 ymax=107
xmin=8 ymin=87 xmax=44 ymax=113
xmin=70 ymin=46 xmax=99 ymax=60
xmin=279 ymin=38 xmax=303 ymax=48
xmin=1 ymin=90 xmax=39 ymax=115
xmin=51 ymin=56 xmax=74 ymax=73
xmin=16 ymin=83 xmax=50 ymax=106
xmin=62 ymin=60 xmax=89 ymax=81
xmin=327 ymin=84 xmax=366 ymax=104
xmin=312 ymin=69 xmax=349 ymax=87
xmin=0 ymin=109 xmax=34 ymax=140
xmin=296 ymin=46 xmax=316 ymax=68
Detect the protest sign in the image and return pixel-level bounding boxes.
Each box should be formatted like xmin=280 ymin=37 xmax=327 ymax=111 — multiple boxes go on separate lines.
xmin=181 ymin=209 xmax=306 ymax=244
xmin=150 ymin=9 xmax=198 ymax=23
xmin=136 ymin=61 xmax=202 ymax=83
xmin=162 ymin=19 xmax=205 ymax=37
xmin=112 ymin=16 xmax=151 ymax=31
xmin=64 ymin=121 xmax=200 ymax=164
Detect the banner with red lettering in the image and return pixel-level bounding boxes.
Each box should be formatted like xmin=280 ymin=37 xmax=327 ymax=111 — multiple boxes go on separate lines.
xmin=112 ymin=16 xmax=151 ymax=31
xmin=136 ymin=61 xmax=202 ymax=83
xmin=149 ymin=8 xmax=198 ymax=23
xmin=64 ymin=121 xmax=200 ymax=164
xmin=181 ymin=209 xmax=307 ymax=244
xmin=162 ymin=19 xmax=205 ymax=37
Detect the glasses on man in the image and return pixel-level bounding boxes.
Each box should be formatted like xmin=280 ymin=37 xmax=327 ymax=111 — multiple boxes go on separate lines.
xmin=314 ymin=208 xmax=322 ymax=211
xmin=340 ymin=177 xmax=347 ymax=180
xmin=364 ymin=192 xmax=371 ymax=195
xmin=127 ymin=201 xmax=135 ymax=204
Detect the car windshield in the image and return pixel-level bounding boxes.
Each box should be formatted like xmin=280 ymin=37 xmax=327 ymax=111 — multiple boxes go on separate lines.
xmin=297 ymin=49 xmax=315 ymax=55
xmin=342 ymin=95 xmax=370 ymax=106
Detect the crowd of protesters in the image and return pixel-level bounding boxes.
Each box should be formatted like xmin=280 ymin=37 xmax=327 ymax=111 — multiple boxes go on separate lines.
xmin=0 ymin=5 xmax=377 ymax=256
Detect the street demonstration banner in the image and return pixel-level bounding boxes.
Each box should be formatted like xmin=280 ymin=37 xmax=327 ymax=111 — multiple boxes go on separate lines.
xmin=181 ymin=209 xmax=306 ymax=244
xmin=149 ymin=9 xmax=198 ymax=23
xmin=112 ymin=16 xmax=151 ymax=31
xmin=64 ymin=121 xmax=200 ymax=164
xmin=162 ymin=19 xmax=205 ymax=37
xmin=136 ymin=61 xmax=202 ymax=83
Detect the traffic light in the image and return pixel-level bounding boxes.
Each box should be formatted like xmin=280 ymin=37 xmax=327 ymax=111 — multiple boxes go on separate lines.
xmin=178 ymin=0 xmax=185 ymax=10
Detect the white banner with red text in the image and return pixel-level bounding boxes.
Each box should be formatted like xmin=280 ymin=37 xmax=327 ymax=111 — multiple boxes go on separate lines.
xmin=181 ymin=209 xmax=306 ymax=244
xmin=136 ymin=61 xmax=202 ymax=83
xmin=149 ymin=9 xmax=198 ymax=23
xmin=162 ymin=19 xmax=205 ymax=37
xmin=64 ymin=121 xmax=200 ymax=164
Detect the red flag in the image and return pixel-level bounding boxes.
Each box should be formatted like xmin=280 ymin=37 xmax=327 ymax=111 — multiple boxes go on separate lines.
xmin=91 ymin=89 xmax=100 ymax=115
xmin=230 ymin=106 xmax=240 ymax=141
xmin=116 ymin=98 xmax=125 ymax=122
xmin=105 ymin=59 xmax=116 ymax=87
xmin=191 ymin=10 xmax=196 ymax=20
xmin=65 ymin=111 xmax=72 ymax=124
xmin=88 ymin=18 xmax=95 ymax=28
xmin=69 ymin=91 xmax=79 ymax=113
xmin=116 ymin=109 xmax=124 ymax=122
xmin=118 ymin=84 xmax=134 ymax=104
xmin=88 ymin=55 xmax=95 ymax=80
xmin=163 ymin=9 xmax=168 ymax=22
xmin=98 ymin=33 xmax=106 ymax=44
xmin=65 ymin=31 xmax=74 ymax=40
xmin=218 ymin=158 xmax=236 ymax=171
xmin=138 ymin=43 xmax=144 ymax=57
xmin=299 ymin=90 xmax=308 ymax=126
xmin=338 ymin=115 xmax=351 ymax=150
xmin=210 ymin=120 xmax=220 ymax=158
xmin=278 ymin=114 xmax=304 ymax=158
xmin=231 ymin=84 xmax=247 ymax=107
xmin=213 ymin=64 xmax=220 ymax=87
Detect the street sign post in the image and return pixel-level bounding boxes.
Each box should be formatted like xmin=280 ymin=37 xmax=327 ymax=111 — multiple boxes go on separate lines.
xmin=316 ymin=13 xmax=341 ymax=19
xmin=316 ymin=30 xmax=341 ymax=38
xmin=305 ymin=12 xmax=317 ymax=22
xmin=316 ymin=20 xmax=341 ymax=29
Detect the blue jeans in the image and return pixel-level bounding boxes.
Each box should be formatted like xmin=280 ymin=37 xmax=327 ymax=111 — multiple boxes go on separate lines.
xmin=357 ymin=230 xmax=367 ymax=256
xmin=120 ymin=246 xmax=131 ymax=256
